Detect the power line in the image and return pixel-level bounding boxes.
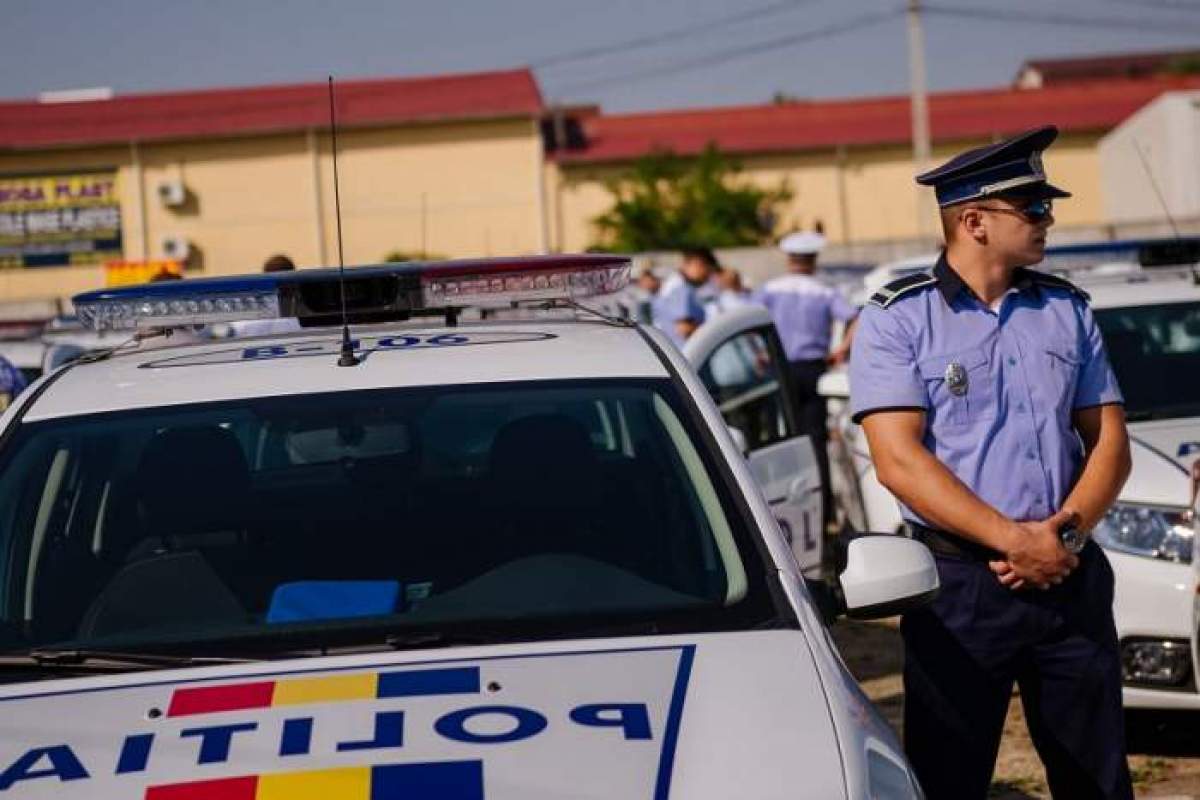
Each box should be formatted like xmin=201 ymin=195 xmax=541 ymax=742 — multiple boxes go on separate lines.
xmin=531 ymin=0 xmax=818 ymax=69
xmin=1094 ymin=0 xmax=1200 ymax=10
xmin=923 ymin=4 xmax=1200 ymax=35
xmin=553 ymin=7 xmax=901 ymax=97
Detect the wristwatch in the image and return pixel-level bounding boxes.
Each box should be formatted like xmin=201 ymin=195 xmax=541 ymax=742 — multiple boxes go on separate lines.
xmin=1059 ymin=518 xmax=1088 ymax=554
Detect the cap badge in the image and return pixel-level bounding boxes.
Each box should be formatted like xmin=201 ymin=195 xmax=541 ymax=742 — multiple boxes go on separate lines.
xmin=944 ymin=362 xmax=968 ymax=396
xmin=1028 ymin=152 xmax=1045 ymax=179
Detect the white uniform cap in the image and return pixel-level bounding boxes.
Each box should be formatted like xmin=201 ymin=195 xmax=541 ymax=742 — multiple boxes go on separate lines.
xmin=779 ymin=231 xmax=826 ymax=255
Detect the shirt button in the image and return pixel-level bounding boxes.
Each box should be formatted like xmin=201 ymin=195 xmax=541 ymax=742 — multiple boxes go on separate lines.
xmin=1018 ymin=403 xmax=1026 ymax=412
xmin=1006 ymin=356 xmax=1017 ymax=366
xmin=1026 ymin=451 xmax=1037 ymax=460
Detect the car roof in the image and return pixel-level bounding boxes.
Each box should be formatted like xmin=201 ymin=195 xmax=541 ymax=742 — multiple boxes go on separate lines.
xmin=1074 ymin=268 xmax=1200 ymax=309
xmin=22 ymin=318 xmax=669 ymax=422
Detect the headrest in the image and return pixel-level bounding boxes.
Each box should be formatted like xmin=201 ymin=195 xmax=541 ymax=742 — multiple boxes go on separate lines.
xmin=135 ymin=426 xmax=251 ymax=536
xmin=488 ymin=414 xmax=600 ymax=510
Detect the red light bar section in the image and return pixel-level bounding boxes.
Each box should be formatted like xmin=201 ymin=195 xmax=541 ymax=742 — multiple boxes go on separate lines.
xmin=145 ymin=775 xmax=259 ymax=800
xmin=167 ymin=681 xmax=276 ymax=717
xmin=418 ymin=253 xmax=628 ymax=278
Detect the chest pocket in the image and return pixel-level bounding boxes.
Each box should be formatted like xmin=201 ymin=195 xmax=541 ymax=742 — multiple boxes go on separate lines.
xmin=1043 ymin=345 xmax=1082 ymax=416
xmin=917 ymin=347 xmax=994 ymax=427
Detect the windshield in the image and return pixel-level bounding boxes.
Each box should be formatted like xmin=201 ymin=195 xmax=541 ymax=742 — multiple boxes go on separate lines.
xmin=1095 ymin=301 xmax=1200 ymax=421
xmin=0 ymin=379 xmax=778 ymax=658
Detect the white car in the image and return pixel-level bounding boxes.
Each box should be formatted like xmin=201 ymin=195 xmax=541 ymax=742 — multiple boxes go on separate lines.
xmin=826 ymin=238 xmax=1200 ymax=711
xmin=683 ymin=305 xmax=826 ymax=578
xmin=0 ymin=256 xmax=933 ymax=799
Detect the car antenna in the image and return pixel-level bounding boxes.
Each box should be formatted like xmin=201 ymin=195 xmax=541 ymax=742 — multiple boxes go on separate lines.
xmin=328 ymin=75 xmax=359 ymax=367
xmin=1133 ymin=139 xmax=1200 ymax=282
xmin=1133 ymin=139 xmax=1181 ymax=239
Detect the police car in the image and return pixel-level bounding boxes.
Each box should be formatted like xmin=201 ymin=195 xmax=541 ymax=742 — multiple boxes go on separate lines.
xmin=0 ymin=255 xmax=933 ymax=798
xmin=825 ymin=238 xmax=1200 ymax=712
xmin=682 ymin=305 xmax=826 ymax=578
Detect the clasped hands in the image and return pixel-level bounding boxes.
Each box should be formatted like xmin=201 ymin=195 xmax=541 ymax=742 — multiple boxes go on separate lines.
xmin=988 ymin=508 xmax=1080 ymax=591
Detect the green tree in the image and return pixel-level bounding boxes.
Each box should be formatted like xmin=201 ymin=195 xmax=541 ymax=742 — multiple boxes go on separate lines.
xmin=1165 ymin=53 xmax=1200 ymax=76
xmin=590 ymin=144 xmax=791 ymax=252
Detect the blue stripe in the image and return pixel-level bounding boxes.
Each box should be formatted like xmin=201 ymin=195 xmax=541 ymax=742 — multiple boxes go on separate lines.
xmin=376 ymin=666 xmax=480 ymax=698
xmin=653 ymin=645 xmax=696 ymax=800
xmin=371 ymin=760 xmax=484 ymax=800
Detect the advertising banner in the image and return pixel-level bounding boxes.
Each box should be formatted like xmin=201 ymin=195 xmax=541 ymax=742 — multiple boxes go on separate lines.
xmin=0 ymin=170 xmax=123 ymax=268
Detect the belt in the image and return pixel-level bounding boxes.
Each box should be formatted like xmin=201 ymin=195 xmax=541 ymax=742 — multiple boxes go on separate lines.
xmin=907 ymin=522 xmax=1004 ymax=562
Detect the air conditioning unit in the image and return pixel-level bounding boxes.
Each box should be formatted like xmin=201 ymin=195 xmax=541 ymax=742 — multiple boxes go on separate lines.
xmin=156 ymin=179 xmax=187 ymax=208
xmin=160 ymin=235 xmax=192 ymax=261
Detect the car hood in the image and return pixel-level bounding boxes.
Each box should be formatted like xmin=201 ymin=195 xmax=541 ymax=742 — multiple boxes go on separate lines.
xmin=1118 ymin=424 xmax=1195 ymax=506
xmin=1129 ymin=418 xmax=1200 ymax=473
xmin=0 ymin=630 xmax=846 ymax=799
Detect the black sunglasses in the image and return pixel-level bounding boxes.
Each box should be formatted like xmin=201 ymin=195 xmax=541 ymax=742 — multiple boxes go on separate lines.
xmin=974 ymin=198 xmax=1054 ymax=224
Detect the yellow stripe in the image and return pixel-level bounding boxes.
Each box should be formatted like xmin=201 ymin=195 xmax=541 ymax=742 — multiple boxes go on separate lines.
xmin=272 ymin=673 xmax=378 ymax=707
xmin=257 ymin=765 xmax=371 ymax=800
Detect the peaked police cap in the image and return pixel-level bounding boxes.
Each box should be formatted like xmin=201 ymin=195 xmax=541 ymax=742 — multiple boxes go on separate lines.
xmin=916 ymin=125 xmax=1072 ymax=207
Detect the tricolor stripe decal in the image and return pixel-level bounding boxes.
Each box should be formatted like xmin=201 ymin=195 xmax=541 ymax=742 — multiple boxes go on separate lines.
xmin=167 ymin=667 xmax=480 ymax=717
xmin=145 ymin=761 xmax=484 ymax=800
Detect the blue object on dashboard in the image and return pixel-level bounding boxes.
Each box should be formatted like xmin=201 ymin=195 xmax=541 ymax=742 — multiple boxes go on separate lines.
xmin=266 ymin=580 xmax=402 ymax=623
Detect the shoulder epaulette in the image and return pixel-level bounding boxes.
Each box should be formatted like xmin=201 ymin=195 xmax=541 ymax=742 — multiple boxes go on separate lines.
xmin=868 ymin=273 xmax=938 ymax=308
xmin=1024 ymin=269 xmax=1091 ymax=302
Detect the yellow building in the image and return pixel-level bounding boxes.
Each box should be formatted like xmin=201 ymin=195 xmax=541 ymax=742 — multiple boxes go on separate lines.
xmin=0 ymin=69 xmax=546 ymax=304
xmin=546 ymin=75 xmax=1200 ymax=253
xmin=3 ymin=66 xmax=1197 ymax=308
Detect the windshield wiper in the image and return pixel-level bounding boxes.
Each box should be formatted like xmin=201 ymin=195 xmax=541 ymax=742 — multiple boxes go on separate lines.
xmin=14 ymin=649 xmax=258 ymax=670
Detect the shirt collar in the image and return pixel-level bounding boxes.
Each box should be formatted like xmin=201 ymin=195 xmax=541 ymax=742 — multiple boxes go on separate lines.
xmin=933 ymin=251 xmax=1037 ymax=305
xmin=933 ymin=251 xmax=970 ymax=304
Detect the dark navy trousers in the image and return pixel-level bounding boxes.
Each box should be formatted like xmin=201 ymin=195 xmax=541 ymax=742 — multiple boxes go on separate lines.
xmin=901 ymin=542 xmax=1133 ymax=799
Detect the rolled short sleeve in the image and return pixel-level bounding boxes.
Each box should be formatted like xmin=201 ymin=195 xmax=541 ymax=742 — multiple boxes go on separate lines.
xmin=848 ymin=305 xmax=927 ymax=424
xmin=830 ymin=289 xmax=858 ymax=322
xmin=1073 ymin=304 xmax=1123 ymax=409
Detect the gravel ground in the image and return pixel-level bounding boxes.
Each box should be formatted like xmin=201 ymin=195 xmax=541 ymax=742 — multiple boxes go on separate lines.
xmin=829 ymin=618 xmax=1200 ymax=799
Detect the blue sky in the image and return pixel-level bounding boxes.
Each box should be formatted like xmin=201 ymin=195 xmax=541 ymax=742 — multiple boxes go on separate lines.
xmin=3 ymin=0 xmax=1199 ymax=112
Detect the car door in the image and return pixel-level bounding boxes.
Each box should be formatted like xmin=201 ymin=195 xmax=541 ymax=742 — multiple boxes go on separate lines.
xmin=684 ymin=306 xmax=824 ymax=576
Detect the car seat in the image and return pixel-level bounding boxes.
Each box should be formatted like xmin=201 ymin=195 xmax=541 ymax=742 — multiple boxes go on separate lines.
xmin=485 ymin=414 xmax=607 ymax=562
xmin=79 ymin=426 xmax=256 ymax=638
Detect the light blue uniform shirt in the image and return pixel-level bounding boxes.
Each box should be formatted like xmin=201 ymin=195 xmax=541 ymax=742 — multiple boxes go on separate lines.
xmin=754 ymin=273 xmax=858 ymax=362
xmin=848 ymin=254 xmax=1123 ymax=525
xmin=652 ymin=276 xmax=707 ymax=348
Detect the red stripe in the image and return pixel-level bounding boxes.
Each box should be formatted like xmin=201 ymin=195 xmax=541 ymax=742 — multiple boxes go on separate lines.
xmin=167 ymin=681 xmax=276 ymax=717
xmin=146 ymin=775 xmax=258 ymax=800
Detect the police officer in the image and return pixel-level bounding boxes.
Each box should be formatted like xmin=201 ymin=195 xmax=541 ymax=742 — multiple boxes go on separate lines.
xmin=756 ymin=231 xmax=858 ymax=527
xmin=652 ymin=247 xmax=717 ymax=348
xmin=0 ymin=354 xmax=27 ymax=412
xmin=849 ymin=126 xmax=1132 ymax=798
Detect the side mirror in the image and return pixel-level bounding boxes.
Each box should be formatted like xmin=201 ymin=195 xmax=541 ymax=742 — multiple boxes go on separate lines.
xmin=839 ymin=535 xmax=938 ymax=620
xmin=727 ymin=425 xmax=749 ymax=456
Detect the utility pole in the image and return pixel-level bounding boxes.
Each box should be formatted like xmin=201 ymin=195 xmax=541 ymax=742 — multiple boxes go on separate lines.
xmin=907 ymin=0 xmax=933 ymax=239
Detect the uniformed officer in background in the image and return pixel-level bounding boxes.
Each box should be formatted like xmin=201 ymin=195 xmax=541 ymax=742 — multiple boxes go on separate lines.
xmin=0 ymin=354 xmax=27 ymax=412
xmin=652 ymin=247 xmax=718 ymax=348
xmin=756 ymin=231 xmax=858 ymax=527
xmin=849 ymin=126 xmax=1132 ymax=798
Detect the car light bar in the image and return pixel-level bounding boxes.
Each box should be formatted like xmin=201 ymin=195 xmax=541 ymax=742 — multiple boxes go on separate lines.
xmin=73 ymin=255 xmax=631 ymax=330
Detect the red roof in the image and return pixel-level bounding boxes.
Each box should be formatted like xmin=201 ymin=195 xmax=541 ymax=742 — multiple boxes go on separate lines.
xmin=0 ymin=69 xmax=543 ymax=151
xmin=1018 ymin=49 xmax=1200 ymax=85
xmin=556 ymin=76 xmax=1200 ymax=165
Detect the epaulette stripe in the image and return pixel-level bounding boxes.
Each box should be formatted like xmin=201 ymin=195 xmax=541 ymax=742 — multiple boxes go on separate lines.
xmin=868 ymin=274 xmax=937 ymax=308
xmin=1026 ymin=270 xmax=1090 ymax=302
